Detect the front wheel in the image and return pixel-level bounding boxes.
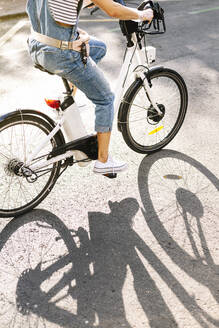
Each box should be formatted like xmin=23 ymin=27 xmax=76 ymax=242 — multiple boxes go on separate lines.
xmin=0 ymin=113 xmax=62 ymax=217
xmin=118 ymin=68 xmax=188 ymax=154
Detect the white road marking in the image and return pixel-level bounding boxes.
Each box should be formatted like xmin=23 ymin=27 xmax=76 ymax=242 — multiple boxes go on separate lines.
xmin=0 ymin=48 xmax=27 ymax=56
xmin=189 ymin=6 xmax=219 ymax=14
xmin=0 ymin=19 xmax=29 ymax=48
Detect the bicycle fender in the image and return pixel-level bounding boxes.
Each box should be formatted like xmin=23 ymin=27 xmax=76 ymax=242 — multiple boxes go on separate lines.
xmin=145 ymin=66 xmax=164 ymax=79
xmin=0 ymin=109 xmax=65 ymax=144
xmin=117 ymin=78 xmax=142 ymax=133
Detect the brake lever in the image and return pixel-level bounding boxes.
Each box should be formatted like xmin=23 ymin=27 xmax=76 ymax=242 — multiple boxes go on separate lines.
xmin=83 ymin=2 xmax=99 ymax=14
xmin=83 ymin=2 xmax=95 ymax=9
xmin=91 ymin=6 xmax=99 ymax=15
xmin=142 ymin=20 xmax=152 ymax=30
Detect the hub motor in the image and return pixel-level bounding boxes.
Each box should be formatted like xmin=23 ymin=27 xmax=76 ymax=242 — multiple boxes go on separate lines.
xmin=147 ymin=103 xmax=165 ymax=124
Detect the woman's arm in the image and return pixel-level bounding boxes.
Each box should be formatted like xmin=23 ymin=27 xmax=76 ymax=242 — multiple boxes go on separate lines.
xmin=92 ymin=0 xmax=153 ymax=21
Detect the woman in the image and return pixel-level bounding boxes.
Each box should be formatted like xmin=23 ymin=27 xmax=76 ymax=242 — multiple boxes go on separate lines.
xmin=26 ymin=0 xmax=153 ymax=174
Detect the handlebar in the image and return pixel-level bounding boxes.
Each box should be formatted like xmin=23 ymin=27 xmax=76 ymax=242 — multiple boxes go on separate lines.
xmin=138 ymin=1 xmax=166 ymax=35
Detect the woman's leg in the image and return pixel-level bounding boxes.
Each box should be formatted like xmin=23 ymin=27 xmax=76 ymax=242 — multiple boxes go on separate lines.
xmin=70 ymin=37 xmax=106 ymax=96
xmin=88 ymin=37 xmax=107 ymax=64
xmin=37 ymin=39 xmax=127 ymax=172
xmin=63 ymin=48 xmax=127 ymax=172
xmin=97 ymin=131 xmax=111 ymax=163
xmin=62 ymin=51 xmax=114 ymax=137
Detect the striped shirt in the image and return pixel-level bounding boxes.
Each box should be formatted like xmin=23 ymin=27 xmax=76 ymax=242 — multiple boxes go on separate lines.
xmin=48 ymin=0 xmax=81 ymax=25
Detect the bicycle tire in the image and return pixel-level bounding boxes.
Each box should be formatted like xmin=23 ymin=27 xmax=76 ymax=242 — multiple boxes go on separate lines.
xmin=119 ymin=68 xmax=188 ymax=154
xmin=0 ymin=113 xmax=62 ymax=217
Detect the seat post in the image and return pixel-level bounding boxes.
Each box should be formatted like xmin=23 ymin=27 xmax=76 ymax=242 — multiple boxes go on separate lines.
xmin=62 ymin=78 xmax=72 ymax=95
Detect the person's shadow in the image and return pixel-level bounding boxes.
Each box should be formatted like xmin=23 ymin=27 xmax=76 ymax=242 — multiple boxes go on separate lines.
xmin=88 ymin=198 xmax=178 ymax=328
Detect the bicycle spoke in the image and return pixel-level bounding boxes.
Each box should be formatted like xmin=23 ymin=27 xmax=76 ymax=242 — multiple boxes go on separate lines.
xmin=0 ymin=151 xmax=10 ymax=160
xmin=0 ymin=117 xmax=60 ymax=215
xmin=123 ymin=99 xmax=150 ymax=111
xmin=121 ymin=69 xmax=187 ymax=153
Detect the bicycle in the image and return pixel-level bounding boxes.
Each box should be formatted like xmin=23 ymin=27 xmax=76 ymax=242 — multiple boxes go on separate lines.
xmin=0 ymin=0 xmax=188 ymax=217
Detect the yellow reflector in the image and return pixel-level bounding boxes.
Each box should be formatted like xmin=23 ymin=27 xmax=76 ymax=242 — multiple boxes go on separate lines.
xmin=163 ymin=175 xmax=182 ymax=180
xmin=148 ymin=126 xmax=164 ymax=135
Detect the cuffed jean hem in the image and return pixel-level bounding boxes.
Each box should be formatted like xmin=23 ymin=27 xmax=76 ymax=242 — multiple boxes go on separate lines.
xmin=95 ymin=125 xmax=113 ymax=132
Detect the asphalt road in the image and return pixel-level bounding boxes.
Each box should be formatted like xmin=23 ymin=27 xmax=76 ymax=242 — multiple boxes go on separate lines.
xmin=0 ymin=1 xmax=218 ymax=327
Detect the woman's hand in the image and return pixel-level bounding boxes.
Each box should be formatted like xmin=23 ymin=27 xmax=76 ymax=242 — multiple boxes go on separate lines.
xmin=77 ymin=28 xmax=90 ymax=56
xmin=78 ymin=28 xmax=90 ymax=43
xmin=138 ymin=8 xmax=154 ymax=22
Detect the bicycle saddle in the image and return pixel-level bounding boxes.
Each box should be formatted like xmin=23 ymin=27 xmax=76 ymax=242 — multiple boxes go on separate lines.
xmin=34 ymin=63 xmax=55 ymax=75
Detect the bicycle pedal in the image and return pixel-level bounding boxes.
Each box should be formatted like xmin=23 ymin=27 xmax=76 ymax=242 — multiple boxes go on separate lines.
xmin=103 ymin=173 xmax=117 ymax=179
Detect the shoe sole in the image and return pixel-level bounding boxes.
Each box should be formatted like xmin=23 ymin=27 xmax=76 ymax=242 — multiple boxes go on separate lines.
xmin=93 ymin=164 xmax=128 ymax=174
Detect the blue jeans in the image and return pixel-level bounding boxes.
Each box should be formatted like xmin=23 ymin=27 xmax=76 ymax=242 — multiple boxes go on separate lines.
xmin=29 ymin=37 xmax=115 ymax=132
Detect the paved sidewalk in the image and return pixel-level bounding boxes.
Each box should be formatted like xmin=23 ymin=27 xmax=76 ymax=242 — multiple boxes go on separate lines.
xmin=0 ymin=0 xmax=26 ymax=18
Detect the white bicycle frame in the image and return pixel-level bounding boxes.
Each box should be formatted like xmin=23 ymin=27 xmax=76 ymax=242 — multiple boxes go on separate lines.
xmin=26 ymin=33 xmax=161 ymax=172
xmin=113 ymin=34 xmax=159 ymax=114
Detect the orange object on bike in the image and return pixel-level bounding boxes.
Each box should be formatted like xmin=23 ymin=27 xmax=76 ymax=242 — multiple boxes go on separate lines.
xmin=45 ymin=98 xmax=61 ymax=109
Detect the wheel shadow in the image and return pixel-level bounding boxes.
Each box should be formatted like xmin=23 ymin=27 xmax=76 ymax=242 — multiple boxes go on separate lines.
xmin=0 ymin=210 xmax=92 ymax=328
xmin=138 ymin=149 xmax=219 ymax=327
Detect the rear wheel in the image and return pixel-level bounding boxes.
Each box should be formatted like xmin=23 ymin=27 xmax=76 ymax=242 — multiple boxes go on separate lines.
xmin=0 ymin=114 xmax=62 ymax=217
xmin=119 ymin=68 xmax=188 ymax=153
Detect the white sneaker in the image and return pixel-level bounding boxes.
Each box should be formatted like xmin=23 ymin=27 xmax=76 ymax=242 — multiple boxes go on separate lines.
xmin=93 ymin=155 xmax=128 ymax=174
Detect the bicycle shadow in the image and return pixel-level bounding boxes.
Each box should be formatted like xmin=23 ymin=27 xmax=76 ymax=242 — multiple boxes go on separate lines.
xmin=0 ymin=204 xmax=178 ymax=328
xmin=0 ymin=150 xmax=218 ymax=328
